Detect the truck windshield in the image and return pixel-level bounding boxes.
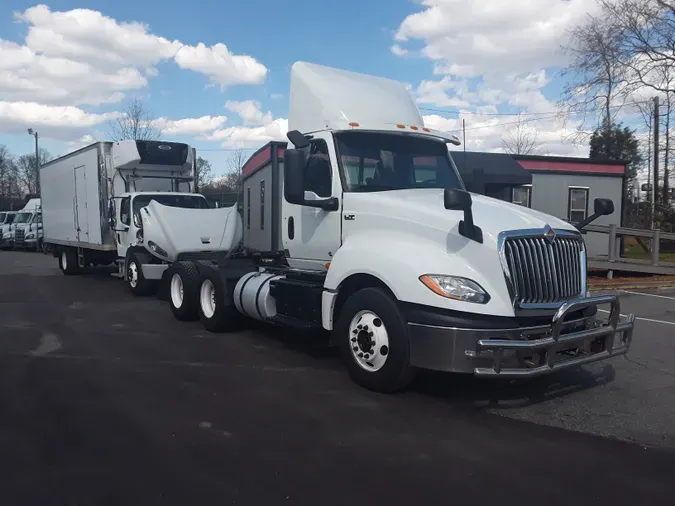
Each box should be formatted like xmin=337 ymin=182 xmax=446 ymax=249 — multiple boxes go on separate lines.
xmin=14 ymin=212 xmax=32 ymax=224
xmin=132 ymin=194 xmax=209 ymax=215
xmin=335 ymin=132 xmax=464 ymax=192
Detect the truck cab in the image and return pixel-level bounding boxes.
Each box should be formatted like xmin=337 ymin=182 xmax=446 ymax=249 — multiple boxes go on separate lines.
xmin=171 ymin=61 xmax=635 ymax=393
xmin=110 ymin=191 xmax=242 ymax=295
xmin=11 ymin=199 xmax=42 ymax=250
xmin=0 ymin=211 xmax=16 ymax=249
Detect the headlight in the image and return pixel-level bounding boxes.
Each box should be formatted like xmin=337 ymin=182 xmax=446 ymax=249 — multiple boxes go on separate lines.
xmin=25 ymin=233 xmax=34 ymax=239
xmin=147 ymin=240 xmax=168 ymax=257
xmin=3 ymin=232 xmax=11 ymax=239
xmin=419 ymin=274 xmax=490 ymax=304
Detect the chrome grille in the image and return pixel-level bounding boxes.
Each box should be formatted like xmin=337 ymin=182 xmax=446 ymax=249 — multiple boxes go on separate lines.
xmin=503 ymin=233 xmax=584 ymax=306
xmin=14 ymin=228 xmax=25 ymax=244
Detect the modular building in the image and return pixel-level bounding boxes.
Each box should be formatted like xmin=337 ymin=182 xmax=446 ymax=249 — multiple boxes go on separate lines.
xmin=450 ymin=151 xmax=628 ymax=258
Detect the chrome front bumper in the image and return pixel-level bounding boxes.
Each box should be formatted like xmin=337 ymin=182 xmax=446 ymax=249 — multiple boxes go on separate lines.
xmin=408 ymin=295 xmax=635 ymax=378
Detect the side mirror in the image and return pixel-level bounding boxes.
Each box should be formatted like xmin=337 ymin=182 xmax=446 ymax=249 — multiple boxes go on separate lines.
xmin=444 ymin=188 xmax=483 ymax=243
xmin=287 ymin=130 xmax=310 ymax=149
xmin=284 ymin=149 xmax=307 ymax=205
xmin=283 ymin=149 xmax=339 ymax=211
xmin=575 ymin=198 xmax=616 ymax=231
xmin=133 ymin=212 xmax=141 ymax=229
xmin=444 ymin=187 xmax=472 ymax=211
xmin=594 ymin=198 xmax=614 ymax=216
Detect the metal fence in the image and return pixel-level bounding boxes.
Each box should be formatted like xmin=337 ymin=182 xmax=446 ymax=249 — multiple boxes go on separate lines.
xmin=584 ymin=224 xmax=675 ymax=267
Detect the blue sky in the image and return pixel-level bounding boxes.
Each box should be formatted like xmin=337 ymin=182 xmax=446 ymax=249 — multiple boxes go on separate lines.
xmin=0 ymin=1 xmax=637 ymax=177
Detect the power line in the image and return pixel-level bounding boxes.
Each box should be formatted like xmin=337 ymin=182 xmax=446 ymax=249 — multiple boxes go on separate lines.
xmin=419 ymin=98 xmax=657 ymax=118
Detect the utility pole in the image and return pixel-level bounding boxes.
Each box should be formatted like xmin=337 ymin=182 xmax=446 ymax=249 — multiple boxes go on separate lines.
xmin=652 ymin=96 xmax=659 ymax=229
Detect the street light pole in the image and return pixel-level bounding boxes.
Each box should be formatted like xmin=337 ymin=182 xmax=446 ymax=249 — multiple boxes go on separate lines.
xmin=27 ymin=128 xmax=40 ymax=252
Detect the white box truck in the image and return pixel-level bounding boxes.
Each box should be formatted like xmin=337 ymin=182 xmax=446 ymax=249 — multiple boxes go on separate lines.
xmin=159 ymin=61 xmax=636 ymax=393
xmin=39 ymin=140 xmax=242 ymax=295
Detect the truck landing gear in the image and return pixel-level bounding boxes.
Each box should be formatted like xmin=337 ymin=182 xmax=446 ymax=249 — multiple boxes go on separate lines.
xmin=337 ymin=287 xmax=416 ymax=393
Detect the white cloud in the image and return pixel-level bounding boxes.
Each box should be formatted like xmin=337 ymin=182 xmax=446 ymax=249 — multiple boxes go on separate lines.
xmin=14 ymin=5 xmax=268 ymax=87
xmin=66 ymin=134 xmax=97 ymax=150
xmin=204 ymin=118 xmax=289 ymax=149
xmin=174 ymin=44 xmax=268 ymax=87
xmin=156 ymin=115 xmax=228 ymax=136
xmin=0 ymin=101 xmax=118 ymax=140
xmin=0 ymin=40 xmax=145 ymax=106
xmin=225 ymin=100 xmax=273 ymax=126
xmin=394 ymin=0 xmax=597 ymax=77
xmin=390 ymin=44 xmax=408 ymax=56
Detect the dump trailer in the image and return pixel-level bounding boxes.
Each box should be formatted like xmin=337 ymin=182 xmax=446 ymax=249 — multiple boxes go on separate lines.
xmin=157 ymin=61 xmax=635 ymax=393
xmin=39 ymin=140 xmax=242 ymax=294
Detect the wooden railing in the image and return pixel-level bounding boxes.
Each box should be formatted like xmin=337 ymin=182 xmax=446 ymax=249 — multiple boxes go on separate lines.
xmin=584 ymin=224 xmax=675 ymax=266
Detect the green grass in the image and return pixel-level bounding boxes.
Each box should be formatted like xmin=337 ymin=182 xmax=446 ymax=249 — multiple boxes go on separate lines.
xmin=622 ymin=241 xmax=675 ymax=263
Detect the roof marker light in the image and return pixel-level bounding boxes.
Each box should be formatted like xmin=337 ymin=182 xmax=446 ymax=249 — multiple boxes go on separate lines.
xmin=396 ymin=124 xmax=405 ymax=128
xmin=410 ymin=125 xmax=419 ymax=130
xmin=423 ymin=127 xmax=431 ymax=132
xmin=348 ymin=122 xmax=360 ymax=127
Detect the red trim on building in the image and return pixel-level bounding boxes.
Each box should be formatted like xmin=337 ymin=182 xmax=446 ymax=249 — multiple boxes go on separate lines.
xmin=517 ymin=159 xmax=625 ymax=175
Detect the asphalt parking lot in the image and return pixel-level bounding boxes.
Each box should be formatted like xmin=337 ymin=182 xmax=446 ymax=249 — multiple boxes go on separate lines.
xmin=1 ymin=250 xmax=674 ymax=505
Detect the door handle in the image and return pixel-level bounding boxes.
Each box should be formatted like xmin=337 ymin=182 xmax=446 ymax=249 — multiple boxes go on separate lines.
xmin=288 ymin=216 xmax=295 ymax=240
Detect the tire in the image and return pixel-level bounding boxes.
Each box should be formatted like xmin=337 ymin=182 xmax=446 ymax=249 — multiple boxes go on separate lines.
xmin=59 ymin=248 xmax=79 ymax=275
xmin=198 ymin=268 xmax=239 ymax=333
xmin=126 ymin=252 xmax=155 ymax=296
xmin=336 ymin=287 xmax=416 ymax=393
xmin=166 ymin=261 xmax=201 ymax=321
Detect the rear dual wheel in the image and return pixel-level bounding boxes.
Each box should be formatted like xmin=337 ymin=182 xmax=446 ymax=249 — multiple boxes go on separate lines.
xmin=167 ymin=261 xmax=201 ymax=321
xmin=198 ymin=268 xmax=239 ymax=333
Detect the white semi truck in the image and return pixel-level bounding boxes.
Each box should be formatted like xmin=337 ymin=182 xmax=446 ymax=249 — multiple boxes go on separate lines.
xmin=9 ymin=198 xmax=42 ymax=251
xmin=159 ymin=61 xmax=636 ymax=393
xmin=0 ymin=210 xmax=17 ymax=249
xmin=39 ymin=140 xmax=242 ymax=294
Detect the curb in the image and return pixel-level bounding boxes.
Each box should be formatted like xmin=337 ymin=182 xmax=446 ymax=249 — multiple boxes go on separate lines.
xmin=588 ymin=282 xmax=675 ymax=291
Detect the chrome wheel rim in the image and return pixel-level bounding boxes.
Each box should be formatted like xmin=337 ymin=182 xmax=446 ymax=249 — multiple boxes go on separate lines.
xmin=349 ymin=310 xmax=389 ymax=372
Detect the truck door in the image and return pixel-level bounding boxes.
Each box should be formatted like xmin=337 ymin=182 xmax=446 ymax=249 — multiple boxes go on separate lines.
xmin=115 ymin=196 xmax=131 ymax=259
xmin=282 ymin=133 xmax=342 ymax=271
xmin=73 ymin=165 xmax=89 ymax=242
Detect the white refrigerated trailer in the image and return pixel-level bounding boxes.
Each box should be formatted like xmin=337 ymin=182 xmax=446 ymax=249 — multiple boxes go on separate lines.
xmin=159 ymin=61 xmax=636 ymax=393
xmin=39 ymin=140 xmax=242 ymax=294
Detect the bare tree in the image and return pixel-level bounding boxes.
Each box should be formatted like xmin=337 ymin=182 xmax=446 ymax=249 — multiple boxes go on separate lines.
xmin=559 ymin=12 xmax=628 ymax=140
xmin=0 ymin=145 xmax=21 ymax=208
xmin=501 ymin=114 xmax=543 ymax=155
xmin=597 ymin=0 xmax=675 ymax=95
xmin=108 ymin=98 xmax=163 ymax=141
xmin=14 ymin=148 xmax=52 ymax=196
xmin=223 ymin=148 xmax=247 ymax=192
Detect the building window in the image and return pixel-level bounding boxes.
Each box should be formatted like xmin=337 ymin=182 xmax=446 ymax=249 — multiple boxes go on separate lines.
xmin=511 ymin=185 xmax=532 ymax=208
xmin=568 ymin=187 xmax=589 ymax=223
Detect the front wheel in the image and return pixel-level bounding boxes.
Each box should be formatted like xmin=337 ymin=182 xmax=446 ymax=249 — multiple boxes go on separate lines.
xmin=336 ymin=287 xmax=416 ymax=393
xmin=126 ymin=252 xmax=155 ymax=296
